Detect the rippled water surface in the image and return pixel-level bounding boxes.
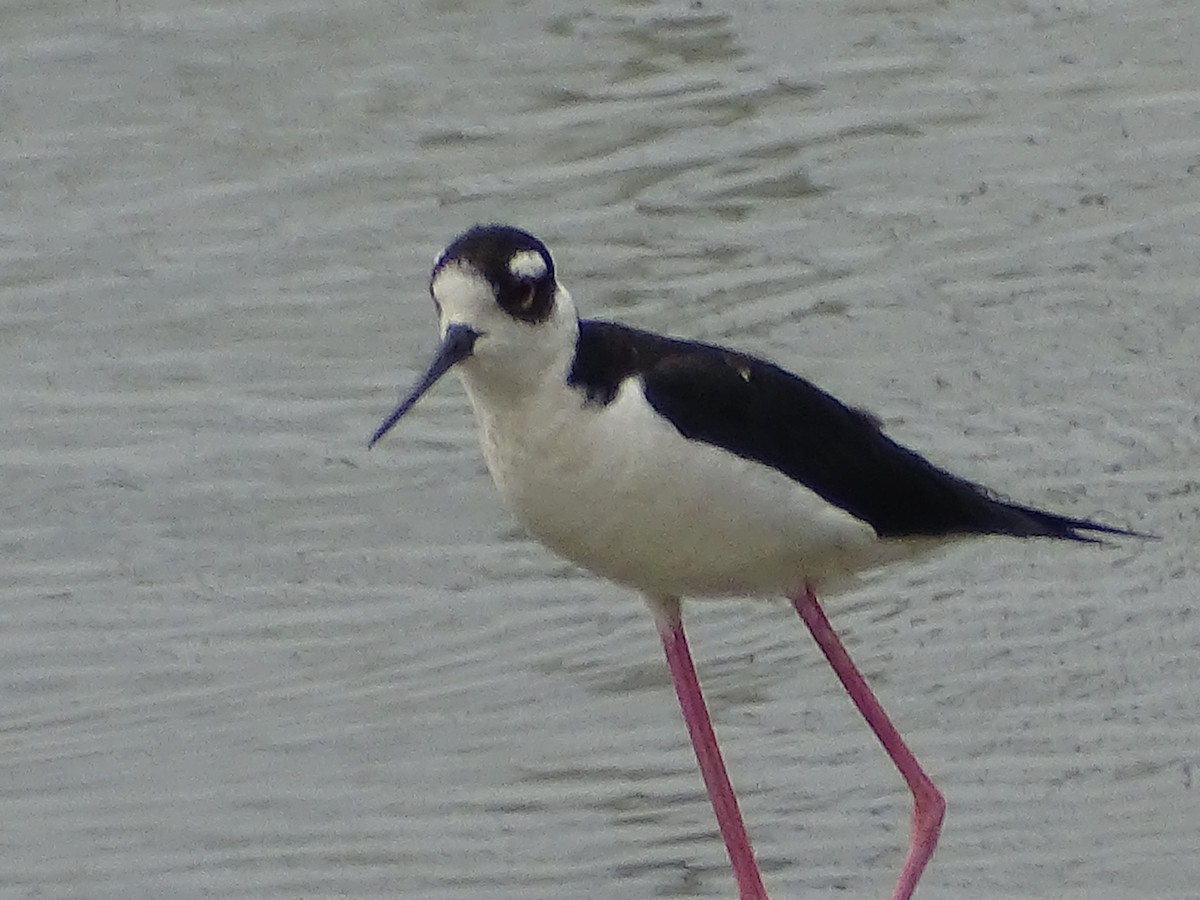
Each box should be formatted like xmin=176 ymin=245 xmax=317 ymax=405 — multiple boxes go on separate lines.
xmin=3 ymin=1 xmax=1198 ymax=898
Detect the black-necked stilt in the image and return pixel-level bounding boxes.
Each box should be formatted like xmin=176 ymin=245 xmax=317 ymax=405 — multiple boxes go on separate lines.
xmin=370 ymin=224 xmax=1142 ymax=900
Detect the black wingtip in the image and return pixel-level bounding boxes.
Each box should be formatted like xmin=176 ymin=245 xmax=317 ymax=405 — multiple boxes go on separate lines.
xmin=1070 ymin=522 xmax=1158 ymax=544
xmin=1003 ymin=504 xmax=1156 ymax=544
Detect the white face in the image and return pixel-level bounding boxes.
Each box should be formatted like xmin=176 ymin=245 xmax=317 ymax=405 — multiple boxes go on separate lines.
xmin=429 ymin=258 xmax=578 ymax=397
xmin=370 ymin=226 xmax=577 ymax=446
xmin=431 ymin=263 xmax=501 ymax=333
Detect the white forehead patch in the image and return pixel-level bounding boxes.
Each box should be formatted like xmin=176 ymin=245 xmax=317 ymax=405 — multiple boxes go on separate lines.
xmin=508 ymin=249 xmax=547 ymax=280
xmin=431 ymin=265 xmax=492 ymax=318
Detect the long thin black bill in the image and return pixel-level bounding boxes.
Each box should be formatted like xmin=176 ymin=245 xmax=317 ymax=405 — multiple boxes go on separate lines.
xmin=368 ymin=323 xmax=481 ymax=448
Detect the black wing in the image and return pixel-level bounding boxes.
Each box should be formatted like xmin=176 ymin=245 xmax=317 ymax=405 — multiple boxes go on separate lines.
xmin=569 ymin=319 xmax=1133 ymax=541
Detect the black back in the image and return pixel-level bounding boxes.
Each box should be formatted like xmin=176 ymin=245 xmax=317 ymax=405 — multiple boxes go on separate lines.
xmin=568 ymin=320 xmax=1130 ymax=542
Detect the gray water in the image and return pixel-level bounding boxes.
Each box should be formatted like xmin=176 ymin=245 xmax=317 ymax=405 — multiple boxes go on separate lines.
xmin=2 ymin=1 xmax=1198 ymax=898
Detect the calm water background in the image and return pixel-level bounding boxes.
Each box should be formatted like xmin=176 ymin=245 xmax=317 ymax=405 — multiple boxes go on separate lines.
xmin=3 ymin=1 xmax=1198 ymax=898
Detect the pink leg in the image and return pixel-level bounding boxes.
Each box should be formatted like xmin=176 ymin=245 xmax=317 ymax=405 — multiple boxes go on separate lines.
xmin=790 ymin=585 xmax=945 ymax=900
xmin=651 ymin=597 xmax=768 ymax=900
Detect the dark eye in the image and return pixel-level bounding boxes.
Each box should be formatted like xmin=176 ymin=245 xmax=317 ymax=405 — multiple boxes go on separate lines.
xmin=515 ymin=283 xmax=535 ymax=311
xmin=498 ymin=252 xmax=554 ymax=324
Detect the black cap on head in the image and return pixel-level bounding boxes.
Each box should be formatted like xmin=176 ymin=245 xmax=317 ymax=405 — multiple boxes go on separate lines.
xmin=433 ymin=224 xmax=557 ymax=324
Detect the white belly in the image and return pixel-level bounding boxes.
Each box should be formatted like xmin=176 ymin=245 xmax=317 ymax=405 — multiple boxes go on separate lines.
xmin=465 ymin=376 xmax=930 ymax=599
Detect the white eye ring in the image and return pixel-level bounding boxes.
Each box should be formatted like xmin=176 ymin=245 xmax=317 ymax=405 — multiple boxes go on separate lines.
xmin=508 ymin=250 xmax=547 ymax=280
